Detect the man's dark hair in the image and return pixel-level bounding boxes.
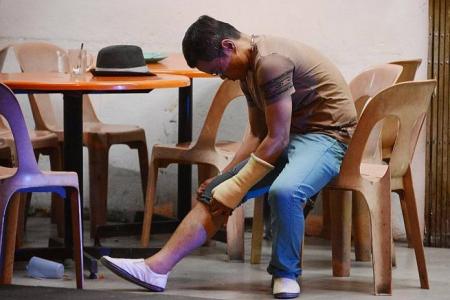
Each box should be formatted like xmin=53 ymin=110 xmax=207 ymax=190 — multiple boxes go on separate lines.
xmin=182 ymin=15 xmax=241 ymax=67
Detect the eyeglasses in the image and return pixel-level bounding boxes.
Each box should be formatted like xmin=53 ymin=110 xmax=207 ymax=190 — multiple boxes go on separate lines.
xmin=211 ymin=54 xmax=228 ymax=77
xmin=211 ymin=63 xmax=224 ymax=77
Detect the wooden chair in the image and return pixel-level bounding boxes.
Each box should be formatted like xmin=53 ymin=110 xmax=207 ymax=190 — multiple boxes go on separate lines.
xmin=0 ymin=83 xmax=83 ymax=288
xmin=353 ymin=59 xmax=423 ymax=262
xmin=12 ymin=42 xmax=149 ymax=238
xmin=328 ymin=80 xmax=435 ymax=295
xmin=0 ymin=45 xmax=64 ymax=241
xmin=141 ymin=79 xmax=249 ymax=260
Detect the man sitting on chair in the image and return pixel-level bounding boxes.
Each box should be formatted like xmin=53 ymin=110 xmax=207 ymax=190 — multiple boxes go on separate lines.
xmin=101 ymin=15 xmax=357 ymax=299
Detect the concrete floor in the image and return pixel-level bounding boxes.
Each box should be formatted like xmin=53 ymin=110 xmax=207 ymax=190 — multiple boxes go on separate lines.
xmin=9 ymin=217 xmax=450 ymax=299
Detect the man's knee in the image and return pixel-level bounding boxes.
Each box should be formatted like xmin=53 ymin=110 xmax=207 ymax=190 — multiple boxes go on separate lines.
xmin=268 ymin=182 xmax=310 ymax=210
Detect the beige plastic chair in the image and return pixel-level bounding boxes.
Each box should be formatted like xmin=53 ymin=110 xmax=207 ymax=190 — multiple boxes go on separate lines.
xmin=12 ymin=42 xmax=149 ymax=238
xmin=0 ymin=46 xmax=64 ymax=241
xmin=249 ymin=64 xmax=403 ymax=265
xmin=141 ymin=79 xmax=248 ymax=260
xmin=352 ymin=59 xmax=423 ymax=262
xmin=328 ymin=80 xmax=435 ymax=295
xmin=344 ymin=64 xmax=403 ymax=261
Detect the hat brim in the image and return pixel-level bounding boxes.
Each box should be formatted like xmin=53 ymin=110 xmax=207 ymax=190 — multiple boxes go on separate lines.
xmin=90 ymin=69 xmax=156 ymax=77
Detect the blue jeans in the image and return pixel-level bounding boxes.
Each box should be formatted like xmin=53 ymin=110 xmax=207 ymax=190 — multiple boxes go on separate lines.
xmin=200 ymin=133 xmax=347 ymax=279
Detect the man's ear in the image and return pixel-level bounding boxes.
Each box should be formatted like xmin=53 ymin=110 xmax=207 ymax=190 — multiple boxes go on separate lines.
xmin=221 ymin=39 xmax=236 ymax=52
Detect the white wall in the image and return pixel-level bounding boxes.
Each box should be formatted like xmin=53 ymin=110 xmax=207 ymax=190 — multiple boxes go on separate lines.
xmin=0 ymin=0 xmax=429 ymax=238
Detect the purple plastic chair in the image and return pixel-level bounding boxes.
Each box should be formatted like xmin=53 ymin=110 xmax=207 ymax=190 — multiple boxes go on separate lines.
xmin=0 ymin=83 xmax=83 ymax=288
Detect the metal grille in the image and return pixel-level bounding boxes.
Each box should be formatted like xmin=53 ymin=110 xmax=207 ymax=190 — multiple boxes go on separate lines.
xmin=426 ymin=0 xmax=450 ymax=247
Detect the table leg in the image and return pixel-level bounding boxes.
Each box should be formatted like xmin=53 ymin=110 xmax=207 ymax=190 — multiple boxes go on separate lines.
xmin=63 ymin=93 xmax=98 ymax=278
xmin=63 ymin=93 xmax=84 ymax=246
xmin=177 ymin=81 xmax=193 ymax=220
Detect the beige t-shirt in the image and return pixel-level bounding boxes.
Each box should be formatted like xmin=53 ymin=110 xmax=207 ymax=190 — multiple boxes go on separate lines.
xmin=240 ymin=35 xmax=357 ymax=144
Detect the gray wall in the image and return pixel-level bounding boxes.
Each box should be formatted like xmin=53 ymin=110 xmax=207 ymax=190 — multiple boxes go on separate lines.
xmin=0 ymin=0 xmax=429 ymax=238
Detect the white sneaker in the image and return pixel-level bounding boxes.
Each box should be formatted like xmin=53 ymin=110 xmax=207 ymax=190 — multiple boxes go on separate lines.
xmin=100 ymin=256 xmax=168 ymax=292
xmin=273 ymin=277 xmax=300 ymax=299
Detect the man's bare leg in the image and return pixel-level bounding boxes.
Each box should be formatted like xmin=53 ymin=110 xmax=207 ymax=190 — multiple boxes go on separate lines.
xmin=144 ymin=202 xmax=227 ymax=274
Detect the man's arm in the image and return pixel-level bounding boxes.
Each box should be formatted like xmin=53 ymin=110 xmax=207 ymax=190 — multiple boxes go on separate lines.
xmin=221 ymin=105 xmax=267 ymax=173
xmin=210 ymin=54 xmax=294 ymax=212
xmin=253 ymin=97 xmax=292 ymax=165
xmin=196 ymin=101 xmax=265 ymax=199
xmin=209 ymin=97 xmax=292 ymax=213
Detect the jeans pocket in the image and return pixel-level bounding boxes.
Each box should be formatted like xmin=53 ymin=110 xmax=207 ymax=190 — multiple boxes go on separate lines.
xmin=330 ymin=141 xmax=348 ymax=174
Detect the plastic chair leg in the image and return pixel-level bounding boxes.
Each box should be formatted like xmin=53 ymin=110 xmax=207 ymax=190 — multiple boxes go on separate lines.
xmin=352 ymin=191 xmax=371 ymax=261
xmin=0 ymin=194 xmax=20 ymax=284
xmin=330 ymin=190 xmax=352 ymax=277
xmin=141 ymin=161 xmax=159 ymax=247
xmin=321 ymin=190 xmax=332 ymax=239
xmin=403 ymin=169 xmax=429 ymax=289
xmin=49 ymin=146 xmax=64 ymax=236
xmin=136 ymin=142 xmax=149 ymax=203
xmin=14 ymin=193 xmax=28 ymax=248
xmin=367 ymin=176 xmax=392 ymax=295
xmin=88 ymin=144 xmax=110 ymax=238
xmin=226 ymin=205 xmax=245 ymax=261
xmin=397 ymin=190 xmax=413 ymax=248
xmin=68 ymin=187 xmax=84 ymax=289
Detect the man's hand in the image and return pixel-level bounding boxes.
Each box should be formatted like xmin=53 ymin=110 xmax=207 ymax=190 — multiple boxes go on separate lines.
xmin=196 ymin=177 xmax=215 ymax=199
xmin=211 ymin=153 xmax=274 ymax=209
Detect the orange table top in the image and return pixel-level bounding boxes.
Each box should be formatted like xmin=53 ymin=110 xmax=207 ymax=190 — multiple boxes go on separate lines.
xmin=147 ymin=53 xmax=214 ymax=78
xmin=0 ymin=72 xmax=190 ymax=92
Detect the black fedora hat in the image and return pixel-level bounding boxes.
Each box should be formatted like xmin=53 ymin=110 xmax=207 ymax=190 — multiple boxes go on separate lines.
xmin=91 ymin=45 xmax=155 ymax=76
